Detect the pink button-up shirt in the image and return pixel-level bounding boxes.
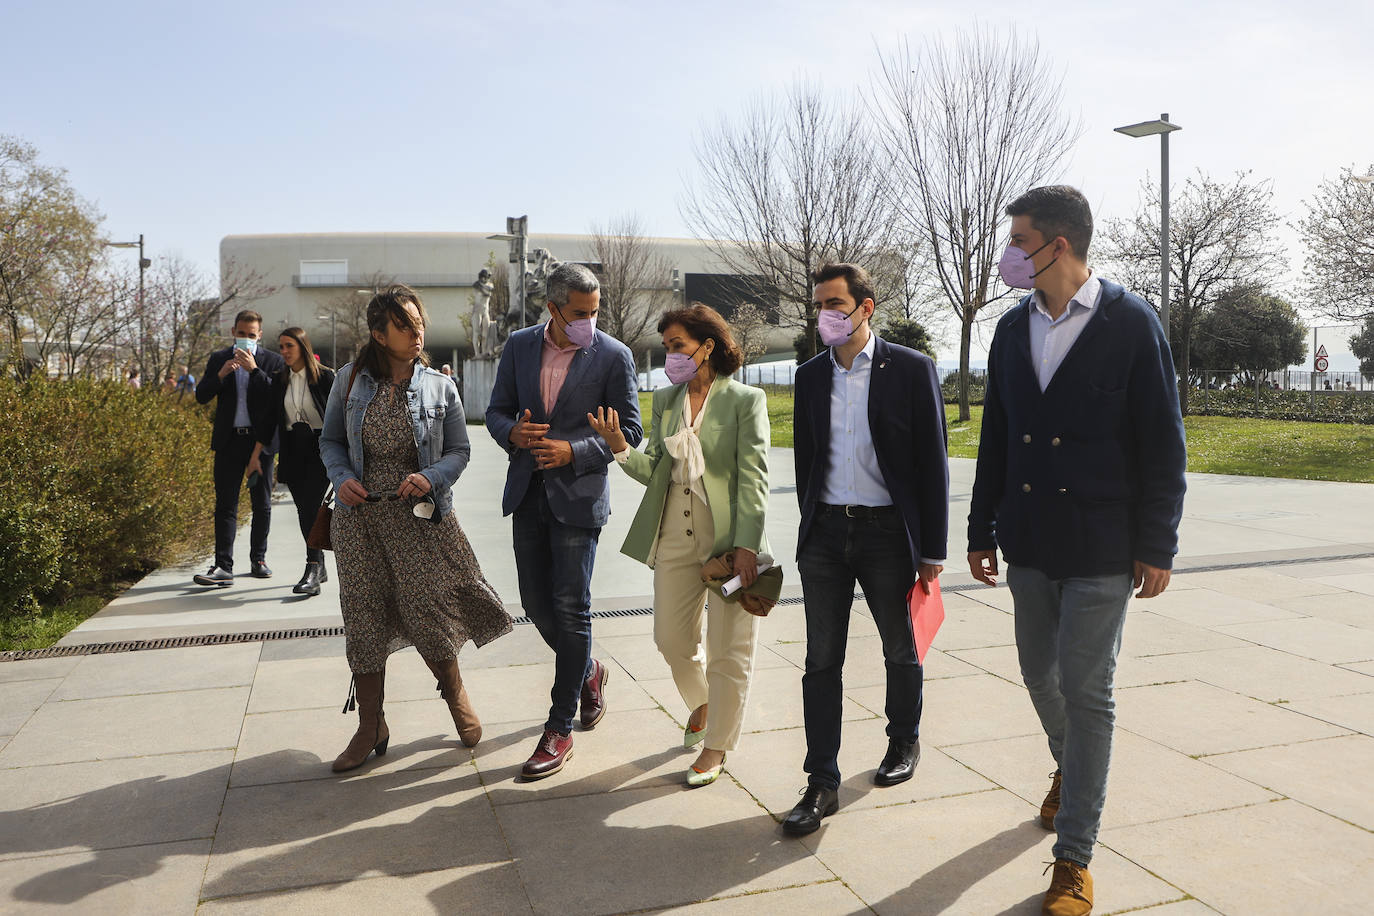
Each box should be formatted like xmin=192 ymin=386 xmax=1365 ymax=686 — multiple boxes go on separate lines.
xmin=540 ymin=321 xmax=580 ymax=416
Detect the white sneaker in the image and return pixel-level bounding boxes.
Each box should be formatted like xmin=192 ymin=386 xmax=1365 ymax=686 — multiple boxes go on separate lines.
xmin=193 ymin=566 xmax=234 ymax=587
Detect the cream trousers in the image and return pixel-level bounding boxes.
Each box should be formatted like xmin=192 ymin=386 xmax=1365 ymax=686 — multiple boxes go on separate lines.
xmin=652 ymin=484 xmax=759 ymax=751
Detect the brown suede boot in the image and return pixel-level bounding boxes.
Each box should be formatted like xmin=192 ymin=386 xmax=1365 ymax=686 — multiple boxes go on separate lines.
xmin=425 ymin=656 xmax=482 ymax=747
xmin=1040 ymin=769 xmax=1062 ymax=829
xmin=1042 ymin=858 xmax=1093 ymax=916
xmin=332 ymin=671 xmax=389 ymax=773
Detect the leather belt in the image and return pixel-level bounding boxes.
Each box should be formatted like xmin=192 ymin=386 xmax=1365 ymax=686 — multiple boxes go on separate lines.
xmin=818 ymin=502 xmax=896 ymax=519
xmin=233 ymin=426 xmax=254 ymax=436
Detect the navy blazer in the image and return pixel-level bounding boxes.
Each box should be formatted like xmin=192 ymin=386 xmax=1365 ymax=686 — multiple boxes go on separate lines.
xmin=485 ymin=324 xmax=643 ymax=529
xmin=967 ymin=279 xmax=1187 ymax=579
xmin=195 ymin=345 xmax=285 ymax=453
xmin=794 ymin=336 xmax=950 ymax=571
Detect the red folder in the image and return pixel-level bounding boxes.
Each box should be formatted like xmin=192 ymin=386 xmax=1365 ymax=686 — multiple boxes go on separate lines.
xmin=907 ymin=578 xmax=945 ymax=665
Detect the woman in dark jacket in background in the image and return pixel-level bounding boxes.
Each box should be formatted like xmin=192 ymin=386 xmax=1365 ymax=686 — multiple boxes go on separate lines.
xmin=252 ymin=326 xmax=335 ymax=596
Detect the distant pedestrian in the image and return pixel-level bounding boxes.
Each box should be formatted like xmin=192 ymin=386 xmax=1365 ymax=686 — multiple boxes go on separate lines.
xmin=968 ymin=186 xmax=1186 ymax=916
xmin=127 ymin=367 xmax=142 ymax=389
xmin=441 ymin=363 xmax=454 ymax=377
xmin=320 ymin=286 xmax=511 ymax=773
xmin=175 ymin=364 xmax=196 ymax=395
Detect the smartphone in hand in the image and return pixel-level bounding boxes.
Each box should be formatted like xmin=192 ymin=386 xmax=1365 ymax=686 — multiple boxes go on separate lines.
xmin=246 ymin=470 xmax=262 ymax=489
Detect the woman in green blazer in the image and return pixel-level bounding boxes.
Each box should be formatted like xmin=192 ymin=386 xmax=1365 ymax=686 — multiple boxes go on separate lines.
xmin=589 ymin=304 xmax=771 ymax=787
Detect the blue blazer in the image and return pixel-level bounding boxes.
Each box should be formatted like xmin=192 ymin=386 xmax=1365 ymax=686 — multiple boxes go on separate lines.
xmin=794 ymin=336 xmax=950 ymax=571
xmin=485 ymin=324 xmax=643 ymax=528
xmin=967 ymin=279 xmax=1187 ymax=579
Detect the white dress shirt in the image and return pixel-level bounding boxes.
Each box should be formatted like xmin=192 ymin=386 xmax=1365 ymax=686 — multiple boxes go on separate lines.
xmin=1029 ymin=273 xmax=1103 ymax=391
xmin=819 ymin=333 xmax=891 ymax=507
xmin=285 ymin=367 xmax=323 ymax=430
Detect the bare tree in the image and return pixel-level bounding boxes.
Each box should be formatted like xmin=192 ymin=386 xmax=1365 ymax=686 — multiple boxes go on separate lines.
xmin=1297 ymin=165 xmax=1374 ymax=321
xmin=682 ymin=79 xmax=895 ymax=362
xmin=730 ymin=303 xmax=771 ymax=366
xmin=26 ymin=257 xmax=130 ymax=378
xmin=0 ymin=136 xmax=105 ymax=377
xmin=871 ymin=28 xmax=1080 ymax=420
xmin=1102 ymin=170 xmax=1285 ymax=414
xmin=585 ymin=213 xmax=672 ymax=348
xmin=318 ymin=270 xmax=395 ymax=365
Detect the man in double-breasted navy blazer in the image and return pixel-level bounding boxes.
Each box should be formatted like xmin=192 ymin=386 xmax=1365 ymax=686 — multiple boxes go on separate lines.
xmin=193 ymin=309 xmax=285 ymax=587
xmin=486 ymin=262 xmax=642 ymax=780
xmin=968 ymin=186 xmax=1186 ymax=916
xmin=782 ymin=263 xmax=949 ymax=837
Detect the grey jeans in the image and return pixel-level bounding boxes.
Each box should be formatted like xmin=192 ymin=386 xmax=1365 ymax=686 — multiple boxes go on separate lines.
xmin=1007 ymin=564 xmax=1133 ymax=866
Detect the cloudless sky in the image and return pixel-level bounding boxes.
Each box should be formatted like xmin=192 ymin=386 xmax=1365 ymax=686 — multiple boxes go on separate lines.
xmin=7 ymin=0 xmax=1372 ymax=358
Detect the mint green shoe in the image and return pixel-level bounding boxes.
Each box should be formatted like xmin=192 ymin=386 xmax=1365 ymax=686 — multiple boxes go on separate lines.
xmin=683 ymin=721 xmax=707 ymax=748
xmin=686 ymin=754 xmax=725 ymax=788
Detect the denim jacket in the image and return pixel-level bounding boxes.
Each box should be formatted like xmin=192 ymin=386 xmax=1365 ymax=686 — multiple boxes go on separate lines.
xmin=319 ymin=361 xmax=470 ymax=520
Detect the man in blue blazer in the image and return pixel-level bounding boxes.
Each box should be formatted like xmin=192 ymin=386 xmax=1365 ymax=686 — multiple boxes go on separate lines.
xmin=782 ymin=263 xmax=949 ymax=837
xmin=968 ymin=186 xmax=1187 ymax=916
xmin=192 ymin=309 xmax=286 ymax=586
xmin=486 ymin=262 xmax=643 ymax=780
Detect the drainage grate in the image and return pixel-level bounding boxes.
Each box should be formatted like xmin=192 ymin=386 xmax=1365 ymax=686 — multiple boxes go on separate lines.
xmin=6 ymin=548 xmax=1369 ymax=663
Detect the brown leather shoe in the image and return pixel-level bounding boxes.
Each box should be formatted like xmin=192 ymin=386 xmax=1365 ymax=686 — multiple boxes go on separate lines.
xmin=332 ymin=671 xmax=389 ymax=773
xmin=579 ymin=658 xmax=609 ymax=730
xmin=1042 ymin=859 xmax=1092 ymax=916
xmin=424 ymin=656 xmax=482 ymax=747
xmin=521 ymin=727 xmax=574 ymax=780
xmin=1040 ymin=769 xmax=1062 ymax=830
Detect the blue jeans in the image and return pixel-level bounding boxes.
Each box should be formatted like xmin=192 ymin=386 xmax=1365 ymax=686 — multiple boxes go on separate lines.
xmin=799 ymin=507 xmax=922 ymax=791
xmin=512 ymin=478 xmax=599 ymax=735
xmin=1007 ymin=564 xmax=1133 ymax=866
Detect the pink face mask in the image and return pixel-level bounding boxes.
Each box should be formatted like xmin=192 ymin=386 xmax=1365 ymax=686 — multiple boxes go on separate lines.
xmin=555 ymin=306 xmax=596 ymax=348
xmin=997 ymin=240 xmax=1056 ymax=290
xmin=818 ymin=305 xmax=861 ymax=347
xmin=665 ymin=344 xmax=703 ymax=384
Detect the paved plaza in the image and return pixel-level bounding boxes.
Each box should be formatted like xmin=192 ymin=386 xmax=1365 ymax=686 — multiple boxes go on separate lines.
xmin=1 ymin=438 xmax=1372 ymax=914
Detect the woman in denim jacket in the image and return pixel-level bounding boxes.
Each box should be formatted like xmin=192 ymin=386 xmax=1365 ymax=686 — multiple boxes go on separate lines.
xmin=320 ymin=285 xmax=512 ymax=773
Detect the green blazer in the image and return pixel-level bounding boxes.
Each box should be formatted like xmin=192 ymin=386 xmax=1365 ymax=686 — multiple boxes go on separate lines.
xmin=618 ymin=376 xmax=771 ymax=567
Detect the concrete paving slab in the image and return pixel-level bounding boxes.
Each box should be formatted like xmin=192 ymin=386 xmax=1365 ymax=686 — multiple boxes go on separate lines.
xmin=729 ymin=719 xmax=995 ymax=819
xmin=495 ymin=780 xmax=832 ymax=915
xmin=739 ymin=665 xmax=876 ymax=734
xmin=1206 ymin=733 xmax=1374 ymax=830
xmin=1271 ymin=590 xmax=1374 ymax=631
xmin=0 ymin=687 xmax=249 ymax=767
xmin=1127 ymin=901 xmax=1223 ymax=914
xmin=1119 ymin=612 xmax=1251 ymax=658
xmin=51 ymin=644 xmax=261 ymax=701
xmin=0 ymin=838 xmax=210 ymax=913
xmin=1101 ymin=799 xmax=1374 ymax=915
xmin=231 ymin=700 xmax=471 ymax=788
xmin=202 ymin=765 xmax=505 ymax=899
xmin=943 ymin=730 xmax=1278 ymax=830
xmin=1191 ymin=567 xmax=1347 ymax=604
xmin=1127 ymin=645 xmax=1374 ymax=703
xmin=907 ymin=673 xmax=1042 ymax=748
xmin=1341 ymin=660 xmax=1374 ymax=676
xmin=1214 ymin=616 xmax=1374 ymax=665
xmin=1114 ymin=681 xmax=1349 ymax=757
xmin=653 ymin=880 xmax=867 ymax=914
xmin=1138 ymin=587 xmax=1303 ymax=628
xmin=257 ymin=635 xmax=345 ymax=661
xmin=802 ymin=789 xmax=1179 ymax=915
xmin=0 ymin=657 xmax=80 ymax=684
xmin=1282 ymin=691 xmax=1374 ymax=735
xmin=960 ymin=583 xmax=1018 ymax=612
xmin=474 ymin=708 xmax=692 ymax=805
xmin=0 ymin=678 xmax=61 ymax=735
xmin=1309 ymin=571 xmax=1374 ymax=596
xmin=456 ymin=623 xmax=554 ymax=667
xmin=197 ymin=860 xmax=531 ymax=914
xmin=593 ymin=632 xmax=674 ymax=682
xmin=928 ymin=594 xmax=1016 ymax=650
xmin=0 ymin=750 xmax=231 ymax=860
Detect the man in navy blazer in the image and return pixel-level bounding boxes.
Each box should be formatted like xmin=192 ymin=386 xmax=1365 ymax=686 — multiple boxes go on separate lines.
xmin=782 ymin=263 xmax=949 ymax=837
xmin=192 ymin=309 xmax=286 ymax=586
xmin=968 ymin=186 xmax=1186 ymax=916
xmin=486 ymin=262 xmax=642 ymax=780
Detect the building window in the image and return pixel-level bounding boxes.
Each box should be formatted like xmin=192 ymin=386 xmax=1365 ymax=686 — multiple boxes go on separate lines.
xmin=298 ymin=260 xmax=348 ymax=286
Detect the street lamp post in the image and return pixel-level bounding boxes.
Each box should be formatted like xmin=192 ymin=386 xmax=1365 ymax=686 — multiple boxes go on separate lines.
xmin=1114 ymin=115 xmax=1181 ymax=340
xmin=104 ymin=234 xmax=151 ymax=374
xmin=316 ymin=311 xmax=338 ymax=367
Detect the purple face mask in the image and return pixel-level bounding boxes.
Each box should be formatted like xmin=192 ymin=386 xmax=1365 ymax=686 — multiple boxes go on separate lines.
xmin=818 ymin=304 xmax=861 ymax=347
xmin=997 ymin=240 xmax=1056 ymax=290
xmin=665 ymin=345 xmax=703 ymax=384
xmin=555 ymin=306 xmax=596 ymax=349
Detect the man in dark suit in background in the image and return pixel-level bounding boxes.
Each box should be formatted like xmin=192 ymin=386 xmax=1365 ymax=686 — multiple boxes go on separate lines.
xmin=193 ymin=309 xmax=285 ymax=586
xmin=968 ymin=186 xmax=1187 ymax=916
xmin=783 ymin=262 xmax=949 ymax=837
xmin=486 ymin=263 xmax=643 ymax=780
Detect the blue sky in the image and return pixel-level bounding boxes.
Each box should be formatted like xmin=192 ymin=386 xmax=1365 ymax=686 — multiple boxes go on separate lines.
xmin=7 ymin=0 xmax=1372 ymax=362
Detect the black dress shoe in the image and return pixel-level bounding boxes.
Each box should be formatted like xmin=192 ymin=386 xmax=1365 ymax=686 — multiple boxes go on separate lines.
xmin=317 ymin=565 xmax=328 ymax=584
xmin=782 ymin=785 xmax=839 ymax=836
xmin=251 ymin=560 xmax=273 ymax=579
xmin=874 ymin=737 xmax=920 ymax=786
xmin=192 ymin=566 xmax=233 ymax=587
xmin=293 ymin=561 xmax=322 ymax=596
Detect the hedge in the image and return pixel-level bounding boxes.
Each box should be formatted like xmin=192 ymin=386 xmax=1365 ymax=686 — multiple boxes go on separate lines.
xmin=0 ymin=378 xmax=217 ymax=617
